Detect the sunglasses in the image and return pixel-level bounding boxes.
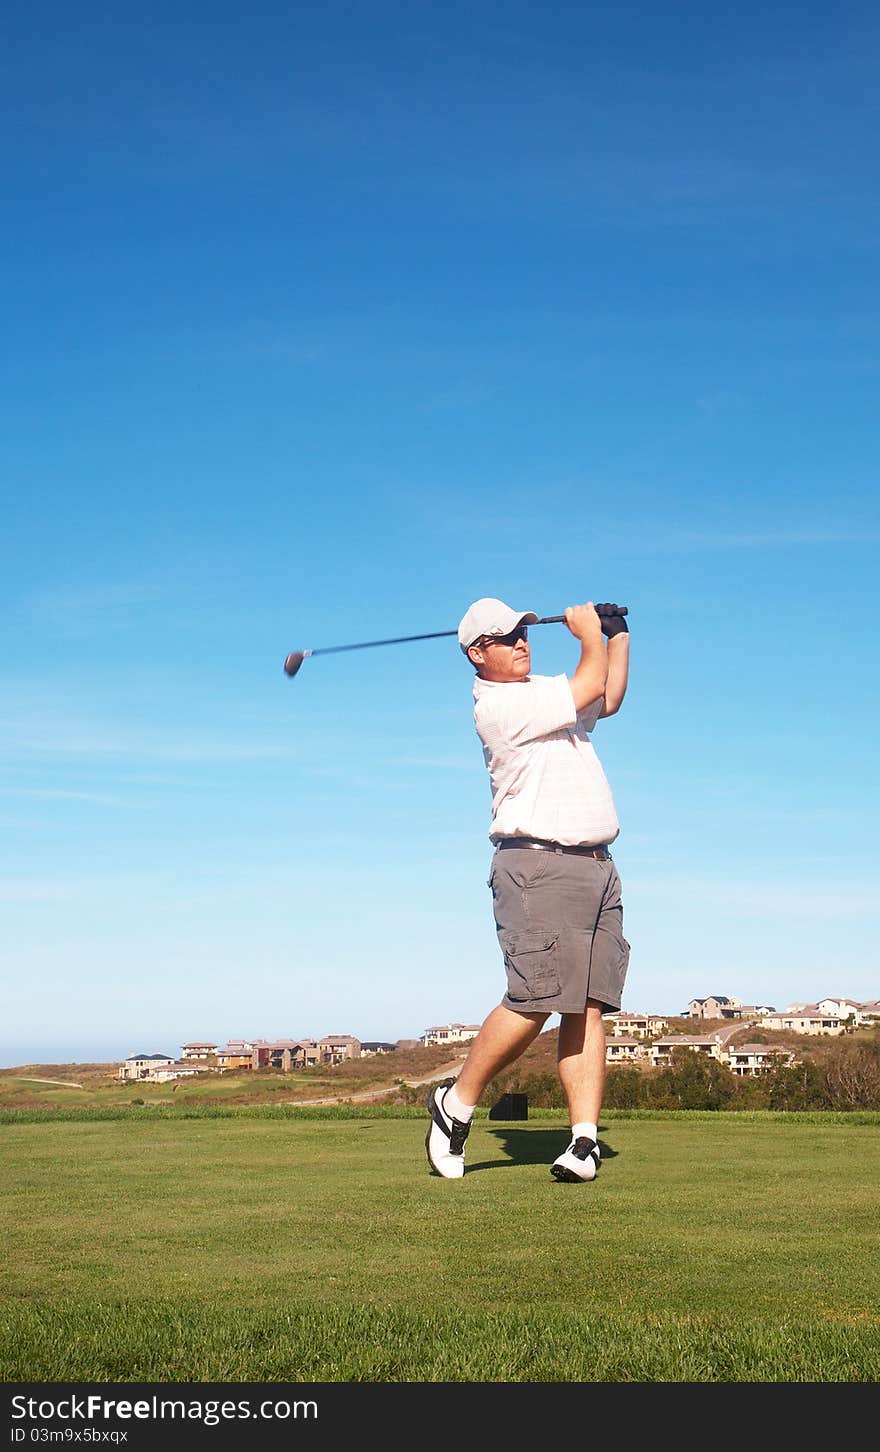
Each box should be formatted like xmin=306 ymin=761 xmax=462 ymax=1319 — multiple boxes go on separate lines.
xmin=480 ymin=625 xmax=528 ymax=648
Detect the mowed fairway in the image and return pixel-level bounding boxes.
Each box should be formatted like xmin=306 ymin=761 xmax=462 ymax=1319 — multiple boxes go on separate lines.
xmin=2 ymin=1110 xmax=879 ymax=1382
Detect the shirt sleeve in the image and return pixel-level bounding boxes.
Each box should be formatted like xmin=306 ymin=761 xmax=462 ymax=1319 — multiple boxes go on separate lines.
xmin=475 ymin=674 xmax=577 ymax=749
xmin=577 ymin=697 xmax=603 ymax=733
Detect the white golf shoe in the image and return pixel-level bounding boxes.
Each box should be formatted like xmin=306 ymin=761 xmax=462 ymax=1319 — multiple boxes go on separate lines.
xmin=551 ymin=1136 xmax=601 ymax=1183
xmin=425 ymin=1078 xmax=471 ymax=1179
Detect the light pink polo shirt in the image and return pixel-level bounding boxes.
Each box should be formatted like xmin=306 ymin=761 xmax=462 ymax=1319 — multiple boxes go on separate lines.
xmin=472 ymin=673 xmax=619 ymax=847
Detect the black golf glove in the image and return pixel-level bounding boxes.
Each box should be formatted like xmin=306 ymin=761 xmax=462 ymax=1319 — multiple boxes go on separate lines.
xmin=595 ymin=603 xmax=629 ymax=638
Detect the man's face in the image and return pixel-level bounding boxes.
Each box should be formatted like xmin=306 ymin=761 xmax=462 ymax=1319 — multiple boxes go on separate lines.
xmin=468 ymin=624 xmax=531 ymax=682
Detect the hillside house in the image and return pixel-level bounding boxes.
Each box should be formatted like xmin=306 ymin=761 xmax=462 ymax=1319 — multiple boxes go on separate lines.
xmin=147 ymin=1061 xmax=213 ymax=1082
xmin=687 ymin=996 xmax=743 ymax=1020
xmin=725 ymin=1044 xmax=796 ymax=1076
xmin=180 ymin=1042 xmax=217 ymax=1060
xmin=760 ymin=1007 xmax=847 ymax=1036
xmin=251 ymin=1040 xmax=319 ymax=1071
xmin=650 ymin=1035 xmax=724 ymax=1066
xmin=318 ymin=1034 xmax=361 ymax=1064
xmin=605 ymin=1036 xmax=646 ymax=1064
xmin=215 ymin=1042 xmax=255 ymax=1071
xmin=422 ymin=1023 xmax=480 ymax=1047
xmin=119 ymin=1053 xmax=175 ymax=1081
xmin=603 ymin=1011 xmax=668 ymax=1038
xmin=816 ymin=998 xmax=861 ymax=1021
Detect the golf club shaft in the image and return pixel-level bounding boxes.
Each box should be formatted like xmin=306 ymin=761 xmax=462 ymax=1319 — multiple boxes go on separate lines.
xmin=307 ymin=610 xmax=625 ymax=658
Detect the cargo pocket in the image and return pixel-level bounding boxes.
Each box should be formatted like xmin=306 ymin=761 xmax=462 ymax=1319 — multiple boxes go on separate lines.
xmin=609 ymin=938 xmax=631 ymax=1006
xmin=500 ymin=929 xmax=561 ymax=1003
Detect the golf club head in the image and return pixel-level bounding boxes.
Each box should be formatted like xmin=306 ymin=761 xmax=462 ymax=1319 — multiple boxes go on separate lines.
xmin=283 ymin=651 xmax=306 ymax=678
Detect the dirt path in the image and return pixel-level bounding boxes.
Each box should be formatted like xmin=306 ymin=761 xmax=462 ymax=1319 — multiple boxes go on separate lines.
xmin=287 ymin=1055 xmax=467 ymax=1106
xmin=14 ymin=1077 xmax=84 ymax=1089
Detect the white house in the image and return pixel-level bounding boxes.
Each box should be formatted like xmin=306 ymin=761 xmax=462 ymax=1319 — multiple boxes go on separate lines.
xmin=650 ymin=1035 xmax=724 ymax=1066
xmin=760 ymin=1006 xmax=847 ymax=1036
xmin=815 ymin=999 xmax=861 ymax=1020
xmin=605 ymin=1036 xmax=646 ymax=1064
xmin=118 ymin=1053 xmax=175 ymax=1081
xmin=147 ymin=1061 xmax=213 ymax=1083
xmin=603 ymin=1011 xmax=669 ymax=1038
xmin=422 ymin=1023 xmax=480 ymax=1047
xmin=725 ymin=1044 xmax=796 ymax=1077
xmin=180 ymin=1042 xmax=218 ymax=1060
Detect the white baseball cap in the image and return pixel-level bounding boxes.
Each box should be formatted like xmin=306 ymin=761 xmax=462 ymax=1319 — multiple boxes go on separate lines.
xmin=457 ymin=597 xmax=539 ymax=655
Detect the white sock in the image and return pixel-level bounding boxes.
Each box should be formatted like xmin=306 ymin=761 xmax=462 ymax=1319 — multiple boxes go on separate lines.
xmin=571 ymin=1121 xmax=598 ymax=1147
xmin=444 ymin=1084 xmax=475 ymax=1123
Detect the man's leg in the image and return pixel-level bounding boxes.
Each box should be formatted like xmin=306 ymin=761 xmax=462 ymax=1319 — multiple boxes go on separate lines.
xmin=552 ymin=998 xmax=606 ymax=1182
xmin=556 ymin=998 xmax=606 ymax=1125
xmin=425 ymin=1004 xmax=547 ymax=1178
xmin=454 ymin=1004 xmax=548 ymax=1105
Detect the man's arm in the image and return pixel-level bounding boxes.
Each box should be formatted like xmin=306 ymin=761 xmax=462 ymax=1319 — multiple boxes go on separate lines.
xmin=599 ymin=632 xmax=629 ymax=717
xmin=565 ymin=603 xmax=609 ymax=711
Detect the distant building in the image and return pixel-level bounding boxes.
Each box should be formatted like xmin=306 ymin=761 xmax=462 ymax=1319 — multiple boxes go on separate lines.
xmin=180 ymin=1042 xmax=217 ymax=1060
xmin=815 ymin=998 xmax=862 ymax=1020
xmin=246 ymin=1035 xmax=361 ymax=1071
xmin=215 ymin=1042 xmax=254 ymax=1071
xmin=603 ymin=1011 xmax=668 ymax=1038
xmin=318 ymin=1034 xmax=361 ymax=1064
xmin=146 ymin=1061 xmax=213 ymax=1083
xmin=760 ymin=1006 xmax=847 ymax=1036
xmin=360 ymin=1042 xmax=398 ymax=1056
xmin=422 ymin=1023 xmax=480 ymax=1047
xmin=687 ymin=996 xmax=743 ymax=1020
xmin=650 ymin=1035 xmax=724 ymax=1066
xmin=251 ymin=1040 xmax=318 ymax=1071
xmin=118 ymin=1053 xmax=174 ymax=1081
xmin=605 ymin=1036 xmax=646 ymax=1064
xmin=725 ymin=1044 xmax=796 ymax=1077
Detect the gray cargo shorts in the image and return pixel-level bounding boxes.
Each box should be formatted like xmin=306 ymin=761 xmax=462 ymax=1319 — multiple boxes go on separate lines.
xmin=489 ymin=844 xmax=630 ymax=1016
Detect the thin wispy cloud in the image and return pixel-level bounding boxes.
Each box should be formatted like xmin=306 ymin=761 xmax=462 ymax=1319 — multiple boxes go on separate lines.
xmin=0 ymin=788 xmax=148 ymax=810
xmin=396 ymin=753 xmax=476 ymax=771
xmin=0 ymin=713 xmax=300 ymax=765
xmin=19 ymin=580 xmax=168 ymax=632
xmin=629 ymin=876 xmax=880 ymax=918
xmin=0 ymin=879 xmax=81 ymax=904
xmin=657 ymin=528 xmax=880 ymax=549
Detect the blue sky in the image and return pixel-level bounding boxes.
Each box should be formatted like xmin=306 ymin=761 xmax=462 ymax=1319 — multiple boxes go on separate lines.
xmin=2 ymin=2 xmax=878 ymax=1066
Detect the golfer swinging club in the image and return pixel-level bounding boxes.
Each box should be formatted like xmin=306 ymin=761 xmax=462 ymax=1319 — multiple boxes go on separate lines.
xmin=426 ymin=597 xmax=630 ymax=1181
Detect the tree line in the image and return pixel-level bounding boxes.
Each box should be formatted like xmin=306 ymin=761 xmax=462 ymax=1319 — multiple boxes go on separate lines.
xmin=485 ymin=1034 xmax=880 ymax=1111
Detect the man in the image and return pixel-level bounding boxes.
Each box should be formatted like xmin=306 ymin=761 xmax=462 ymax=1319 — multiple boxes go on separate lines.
xmin=425 ymin=596 xmax=630 ymax=1182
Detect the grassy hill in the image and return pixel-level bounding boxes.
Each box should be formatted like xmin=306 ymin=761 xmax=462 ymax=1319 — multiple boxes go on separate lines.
xmin=2 ymin=1021 xmax=873 ymax=1111
xmin=0 ymin=1042 xmax=468 ymax=1110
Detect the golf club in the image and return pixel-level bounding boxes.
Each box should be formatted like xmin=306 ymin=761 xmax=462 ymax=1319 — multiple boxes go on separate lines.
xmin=283 ymin=606 xmax=628 ymax=678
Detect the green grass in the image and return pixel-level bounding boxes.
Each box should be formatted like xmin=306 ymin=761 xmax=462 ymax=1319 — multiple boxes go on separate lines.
xmin=2 ymin=1113 xmax=879 ymax=1382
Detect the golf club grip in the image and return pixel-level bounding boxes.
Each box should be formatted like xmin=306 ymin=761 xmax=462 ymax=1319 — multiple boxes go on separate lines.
xmin=538 ymin=607 xmax=628 ymax=624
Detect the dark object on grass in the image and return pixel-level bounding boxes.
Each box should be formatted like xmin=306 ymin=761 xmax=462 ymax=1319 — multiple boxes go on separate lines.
xmin=489 ymin=1092 xmax=528 ymax=1121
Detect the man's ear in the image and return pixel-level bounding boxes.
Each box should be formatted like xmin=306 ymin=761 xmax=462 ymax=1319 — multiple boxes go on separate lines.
xmin=467 ymin=644 xmax=484 ymax=671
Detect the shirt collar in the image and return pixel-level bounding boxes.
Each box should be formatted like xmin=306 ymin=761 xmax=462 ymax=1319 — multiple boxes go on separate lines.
xmin=473 ymin=675 xmax=531 ymax=698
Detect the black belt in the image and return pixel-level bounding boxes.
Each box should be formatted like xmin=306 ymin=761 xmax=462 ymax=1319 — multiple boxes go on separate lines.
xmin=496 ymin=837 xmax=611 ymax=861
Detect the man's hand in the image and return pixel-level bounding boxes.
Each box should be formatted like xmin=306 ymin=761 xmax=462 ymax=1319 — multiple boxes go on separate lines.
xmin=595 ymin=603 xmax=629 ymax=639
xmin=565 ymin=604 xmax=608 ymax=710
xmin=564 ymin=603 xmax=604 ymax=642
